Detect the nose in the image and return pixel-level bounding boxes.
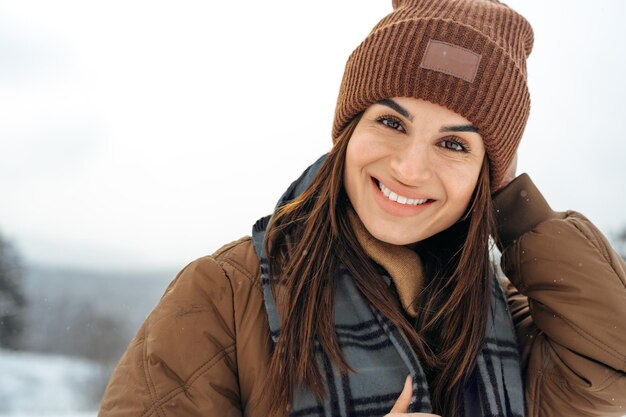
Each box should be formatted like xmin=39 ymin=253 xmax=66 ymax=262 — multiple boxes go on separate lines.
xmin=389 ymin=140 xmax=433 ymax=186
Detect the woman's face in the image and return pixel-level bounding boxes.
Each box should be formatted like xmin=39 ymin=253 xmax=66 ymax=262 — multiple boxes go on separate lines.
xmin=343 ymin=97 xmax=486 ymax=245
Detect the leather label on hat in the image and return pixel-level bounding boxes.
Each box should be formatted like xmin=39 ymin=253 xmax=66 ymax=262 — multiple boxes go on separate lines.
xmin=420 ymin=39 xmax=481 ymax=83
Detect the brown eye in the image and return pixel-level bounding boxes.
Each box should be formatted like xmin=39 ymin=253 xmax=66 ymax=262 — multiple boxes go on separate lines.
xmin=376 ymin=115 xmax=405 ymax=132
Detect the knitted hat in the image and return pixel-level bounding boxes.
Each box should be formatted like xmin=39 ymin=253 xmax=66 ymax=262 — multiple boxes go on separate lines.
xmin=332 ymin=0 xmax=534 ymax=189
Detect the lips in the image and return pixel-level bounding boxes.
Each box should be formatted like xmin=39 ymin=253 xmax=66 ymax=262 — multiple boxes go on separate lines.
xmin=368 ymin=177 xmax=435 ymax=217
xmin=372 ymin=178 xmax=434 ymax=205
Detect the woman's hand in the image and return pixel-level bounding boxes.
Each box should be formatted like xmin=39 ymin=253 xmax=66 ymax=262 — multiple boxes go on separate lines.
xmin=494 ymin=152 xmax=518 ymax=193
xmin=384 ymin=375 xmax=441 ymax=417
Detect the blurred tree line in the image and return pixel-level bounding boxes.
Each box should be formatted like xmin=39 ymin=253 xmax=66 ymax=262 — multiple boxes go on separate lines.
xmin=0 ymin=227 xmax=133 ymax=404
xmin=0 ymin=227 xmax=176 ymax=405
xmin=0 ymin=230 xmax=26 ymax=349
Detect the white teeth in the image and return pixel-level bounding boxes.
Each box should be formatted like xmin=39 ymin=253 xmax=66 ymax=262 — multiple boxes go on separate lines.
xmin=377 ymin=181 xmax=429 ymax=206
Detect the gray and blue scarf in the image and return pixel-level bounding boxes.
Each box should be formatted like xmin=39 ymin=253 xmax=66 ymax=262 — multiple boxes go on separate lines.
xmin=251 ymin=155 xmax=525 ymax=417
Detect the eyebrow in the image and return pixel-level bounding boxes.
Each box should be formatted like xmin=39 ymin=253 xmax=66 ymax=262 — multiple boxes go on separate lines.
xmin=376 ymin=99 xmax=414 ymax=121
xmin=376 ymin=98 xmax=479 ymax=133
xmin=440 ymin=124 xmax=480 ymax=133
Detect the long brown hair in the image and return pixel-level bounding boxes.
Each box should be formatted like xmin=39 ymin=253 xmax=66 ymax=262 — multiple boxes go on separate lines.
xmin=265 ymin=114 xmax=496 ymax=417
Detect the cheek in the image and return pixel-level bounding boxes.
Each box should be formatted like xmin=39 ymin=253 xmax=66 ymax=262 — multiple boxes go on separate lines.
xmin=346 ymin=131 xmax=387 ymax=168
xmin=344 ymin=135 xmax=369 ymax=180
xmin=343 ymin=132 xmax=381 ymax=201
xmin=346 ymin=134 xmax=366 ymax=162
xmin=343 ymin=140 xmax=361 ymax=199
xmin=441 ymin=163 xmax=482 ymax=207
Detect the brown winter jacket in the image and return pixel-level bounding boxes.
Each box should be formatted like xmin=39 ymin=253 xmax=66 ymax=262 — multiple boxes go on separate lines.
xmin=98 ymin=174 xmax=626 ymax=417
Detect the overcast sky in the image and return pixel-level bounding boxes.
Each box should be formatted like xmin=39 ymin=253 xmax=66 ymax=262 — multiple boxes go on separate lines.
xmin=1 ymin=1 xmax=625 ymax=271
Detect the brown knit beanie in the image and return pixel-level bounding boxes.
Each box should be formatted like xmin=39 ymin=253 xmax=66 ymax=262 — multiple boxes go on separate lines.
xmin=332 ymin=0 xmax=534 ymax=190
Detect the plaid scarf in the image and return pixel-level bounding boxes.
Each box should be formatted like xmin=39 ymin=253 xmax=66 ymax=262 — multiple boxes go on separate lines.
xmin=251 ymin=155 xmax=525 ymax=417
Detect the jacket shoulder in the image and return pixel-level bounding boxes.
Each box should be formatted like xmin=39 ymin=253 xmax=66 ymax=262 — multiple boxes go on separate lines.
xmin=99 ymin=236 xmax=263 ymax=416
xmin=211 ymin=235 xmax=262 ymax=291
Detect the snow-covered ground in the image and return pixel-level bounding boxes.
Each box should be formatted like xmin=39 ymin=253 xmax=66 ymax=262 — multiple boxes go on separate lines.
xmin=0 ymin=349 xmax=99 ymax=416
xmin=2 ymin=414 xmax=94 ymax=417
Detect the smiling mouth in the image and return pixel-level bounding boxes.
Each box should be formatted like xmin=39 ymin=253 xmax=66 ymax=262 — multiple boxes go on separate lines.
xmin=374 ymin=179 xmax=434 ymax=206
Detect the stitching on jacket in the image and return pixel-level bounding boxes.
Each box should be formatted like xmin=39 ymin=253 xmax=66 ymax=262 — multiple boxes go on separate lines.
xmin=140 ymin=344 xmax=237 ymax=417
xmin=594 ymin=367 xmax=622 ymax=392
xmin=142 ymin=322 xmax=166 ymax=417
xmin=535 ymin=369 xmax=542 ymax=417
xmin=218 ymin=256 xmax=239 ymax=381
xmin=514 ymin=243 xmax=527 ymax=292
xmin=527 ymin=367 xmax=566 ymax=386
xmin=569 ymin=213 xmax=611 ymax=264
xmin=214 ymin=237 xmax=263 ymax=291
xmin=220 ymin=258 xmax=261 ymax=291
xmin=534 ymin=298 xmax=625 ymax=364
xmin=140 ymin=255 xmax=239 ymax=416
xmin=535 ymin=344 xmax=553 ymax=417
xmin=571 ymin=212 xmax=626 ymax=290
xmin=565 ymin=217 xmax=626 ymax=363
xmin=522 ymin=214 xmax=626 ymax=370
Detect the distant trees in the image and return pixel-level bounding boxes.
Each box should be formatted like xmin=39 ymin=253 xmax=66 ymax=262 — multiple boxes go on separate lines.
xmin=0 ymin=230 xmax=26 ymax=349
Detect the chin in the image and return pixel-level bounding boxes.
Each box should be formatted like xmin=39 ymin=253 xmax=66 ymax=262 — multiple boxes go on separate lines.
xmin=368 ymin=223 xmax=426 ymax=246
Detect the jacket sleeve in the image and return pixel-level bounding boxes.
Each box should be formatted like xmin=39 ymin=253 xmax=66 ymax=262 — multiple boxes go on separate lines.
xmin=493 ymin=174 xmax=626 ymax=417
xmin=98 ymin=252 xmax=243 ymax=417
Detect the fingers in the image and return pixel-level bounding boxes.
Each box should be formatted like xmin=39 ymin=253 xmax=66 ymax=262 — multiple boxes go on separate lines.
xmin=385 ymin=375 xmax=442 ymax=416
xmin=389 ymin=374 xmax=413 ymax=413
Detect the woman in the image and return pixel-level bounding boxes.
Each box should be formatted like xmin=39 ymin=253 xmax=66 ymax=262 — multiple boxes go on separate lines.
xmin=98 ymin=1 xmax=626 ymax=416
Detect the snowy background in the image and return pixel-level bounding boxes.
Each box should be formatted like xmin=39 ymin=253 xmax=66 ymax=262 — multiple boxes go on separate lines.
xmin=0 ymin=264 xmax=172 ymax=415
xmin=1 ymin=350 xmax=98 ymax=415
xmin=1 ymin=0 xmax=625 ymax=415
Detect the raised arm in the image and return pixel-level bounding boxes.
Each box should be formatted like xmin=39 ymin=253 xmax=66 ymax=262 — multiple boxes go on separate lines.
xmin=493 ymin=174 xmax=626 ymax=417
